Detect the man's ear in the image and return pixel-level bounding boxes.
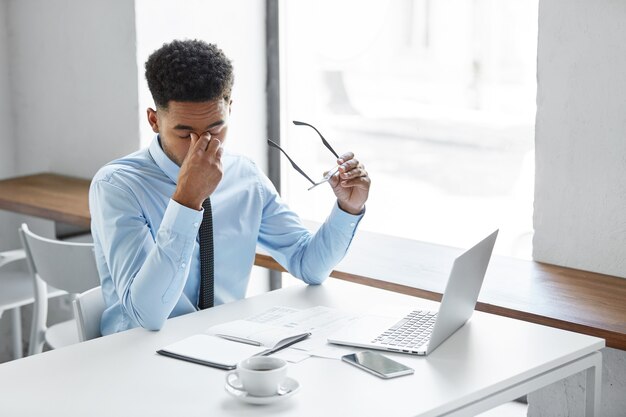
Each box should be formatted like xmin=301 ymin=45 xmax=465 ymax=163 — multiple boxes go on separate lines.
xmin=147 ymin=108 xmax=159 ymax=133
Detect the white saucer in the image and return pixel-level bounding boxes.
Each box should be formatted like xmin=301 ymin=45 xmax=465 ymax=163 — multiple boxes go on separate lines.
xmin=224 ymin=376 xmax=300 ymax=405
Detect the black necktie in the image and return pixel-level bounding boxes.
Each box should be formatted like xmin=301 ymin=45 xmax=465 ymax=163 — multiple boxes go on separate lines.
xmin=199 ymin=198 xmax=214 ymax=309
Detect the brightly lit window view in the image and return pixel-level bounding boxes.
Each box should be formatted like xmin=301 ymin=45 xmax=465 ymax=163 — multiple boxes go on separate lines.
xmin=279 ymin=0 xmax=538 ymax=260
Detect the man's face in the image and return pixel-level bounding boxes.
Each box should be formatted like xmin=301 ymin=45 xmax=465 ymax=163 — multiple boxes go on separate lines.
xmin=147 ymin=99 xmax=231 ymax=166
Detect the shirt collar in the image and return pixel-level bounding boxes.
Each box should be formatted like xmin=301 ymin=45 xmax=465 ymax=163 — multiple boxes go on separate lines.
xmin=149 ymin=134 xmax=180 ymax=184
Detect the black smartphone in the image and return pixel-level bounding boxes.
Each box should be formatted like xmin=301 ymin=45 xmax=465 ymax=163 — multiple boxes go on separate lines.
xmin=341 ymin=351 xmax=414 ymax=379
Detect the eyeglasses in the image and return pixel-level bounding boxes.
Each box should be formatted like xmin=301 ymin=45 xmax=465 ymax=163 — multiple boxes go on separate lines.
xmin=268 ymin=121 xmax=340 ymax=191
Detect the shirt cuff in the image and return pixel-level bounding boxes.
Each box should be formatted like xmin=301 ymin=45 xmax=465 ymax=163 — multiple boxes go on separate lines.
xmin=161 ymin=198 xmax=204 ymax=238
xmin=328 ymin=201 xmax=364 ymax=237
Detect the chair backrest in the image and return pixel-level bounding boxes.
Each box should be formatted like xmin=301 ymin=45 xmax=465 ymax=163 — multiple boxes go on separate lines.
xmin=73 ymin=286 xmax=105 ymax=342
xmin=19 ymin=223 xmax=101 ymax=354
xmin=19 ymin=223 xmax=100 ymax=294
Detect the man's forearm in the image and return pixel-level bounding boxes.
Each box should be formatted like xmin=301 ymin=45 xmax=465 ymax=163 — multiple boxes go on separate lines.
xmin=118 ymin=199 xmax=202 ymax=329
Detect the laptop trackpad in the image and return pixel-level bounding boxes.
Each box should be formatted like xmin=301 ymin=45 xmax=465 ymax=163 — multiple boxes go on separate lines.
xmin=328 ymin=315 xmax=398 ymax=345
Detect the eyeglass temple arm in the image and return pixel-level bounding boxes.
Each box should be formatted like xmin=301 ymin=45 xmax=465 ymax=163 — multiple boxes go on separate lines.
xmin=292 ymin=121 xmax=340 ymax=159
xmin=267 ymin=139 xmax=316 ymax=186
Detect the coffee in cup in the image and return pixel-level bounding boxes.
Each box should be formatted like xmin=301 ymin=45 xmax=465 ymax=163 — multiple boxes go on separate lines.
xmin=225 ymin=356 xmax=288 ymax=397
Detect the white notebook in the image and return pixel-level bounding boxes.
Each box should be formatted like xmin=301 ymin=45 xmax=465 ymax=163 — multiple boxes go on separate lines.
xmin=157 ymin=311 xmax=311 ymax=369
xmin=157 ymin=334 xmax=267 ymax=370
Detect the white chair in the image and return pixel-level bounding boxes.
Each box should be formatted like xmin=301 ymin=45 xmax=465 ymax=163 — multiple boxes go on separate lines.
xmin=19 ymin=224 xmax=100 ymax=355
xmin=72 ymin=286 xmax=105 ymax=342
xmin=0 ymin=249 xmax=65 ymax=360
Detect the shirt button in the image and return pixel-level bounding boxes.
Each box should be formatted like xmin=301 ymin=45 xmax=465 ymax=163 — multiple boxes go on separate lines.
xmin=193 ymin=222 xmax=199 ymax=227
xmin=350 ymin=223 xmax=356 ymax=227
xmin=181 ymin=263 xmax=186 ymax=268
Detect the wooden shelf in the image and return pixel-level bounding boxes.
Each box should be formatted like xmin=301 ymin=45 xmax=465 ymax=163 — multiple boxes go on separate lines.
xmin=0 ymin=173 xmax=90 ymax=228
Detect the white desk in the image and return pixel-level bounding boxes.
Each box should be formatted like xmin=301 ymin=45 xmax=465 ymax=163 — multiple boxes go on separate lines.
xmin=0 ymin=279 xmax=604 ymax=416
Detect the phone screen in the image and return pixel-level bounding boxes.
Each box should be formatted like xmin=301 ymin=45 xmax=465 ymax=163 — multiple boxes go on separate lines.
xmin=342 ymin=351 xmax=414 ymax=379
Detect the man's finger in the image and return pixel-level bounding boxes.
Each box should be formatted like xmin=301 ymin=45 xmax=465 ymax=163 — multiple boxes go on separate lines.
xmin=207 ymin=137 xmax=221 ymax=153
xmin=190 ymin=132 xmax=199 ymax=149
xmin=340 ymin=175 xmax=371 ymax=188
xmin=190 ymin=132 xmax=210 ymax=153
xmin=337 ymin=152 xmax=354 ymax=165
xmin=341 ymin=167 xmax=365 ymax=179
xmin=339 ymin=158 xmax=360 ymax=173
xmin=206 ymin=138 xmax=222 ymax=161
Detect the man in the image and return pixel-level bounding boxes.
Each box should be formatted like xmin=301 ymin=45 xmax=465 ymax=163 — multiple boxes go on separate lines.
xmin=90 ymin=39 xmax=370 ymax=335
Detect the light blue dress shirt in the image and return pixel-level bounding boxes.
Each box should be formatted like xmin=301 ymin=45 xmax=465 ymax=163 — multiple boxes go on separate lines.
xmin=90 ymin=135 xmax=363 ymax=335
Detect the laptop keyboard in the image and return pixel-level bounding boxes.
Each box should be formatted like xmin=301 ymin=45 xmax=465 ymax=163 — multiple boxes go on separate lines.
xmin=372 ymin=310 xmax=437 ymax=349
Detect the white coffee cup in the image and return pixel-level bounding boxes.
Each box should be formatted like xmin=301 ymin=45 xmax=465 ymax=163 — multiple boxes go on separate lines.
xmin=225 ymin=356 xmax=288 ymax=397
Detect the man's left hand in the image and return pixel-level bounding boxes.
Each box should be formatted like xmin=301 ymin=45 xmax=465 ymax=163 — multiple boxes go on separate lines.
xmin=328 ymin=152 xmax=371 ymax=215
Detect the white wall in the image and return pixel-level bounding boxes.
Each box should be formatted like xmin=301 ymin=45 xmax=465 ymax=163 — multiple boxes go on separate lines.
xmin=8 ymin=0 xmax=140 ymax=179
xmin=134 ymin=0 xmax=268 ymax=172
xmin=0 ymin=0 xmax=21 ymax=362
xmin=0 ymin=0 xmax=20 ymax=251
xmin=0 ymin=0 xmax=14 ymax=178
xmin=533 ymin=0 xmax=626 ymax=278
xmin=531 ymin=0 xmax=626 ymax=415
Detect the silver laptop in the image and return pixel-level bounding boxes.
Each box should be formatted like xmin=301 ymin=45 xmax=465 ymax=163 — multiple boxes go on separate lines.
xmin=328 ymin=230 xmax=498 ymax=356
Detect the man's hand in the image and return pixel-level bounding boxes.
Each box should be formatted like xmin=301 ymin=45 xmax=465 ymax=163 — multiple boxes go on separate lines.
xmin=328 ymin=152 xmax=371 ymax=215
xmin=172 ymin=132 xmax=223 ymax=210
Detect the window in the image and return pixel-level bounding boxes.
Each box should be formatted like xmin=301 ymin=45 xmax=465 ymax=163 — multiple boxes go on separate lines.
xmin=279 ymin=0 xmax=538 ymax=258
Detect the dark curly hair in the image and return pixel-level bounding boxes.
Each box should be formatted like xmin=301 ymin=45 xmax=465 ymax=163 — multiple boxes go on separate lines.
xmin=145 ymin=39 xmax=234 ymax=109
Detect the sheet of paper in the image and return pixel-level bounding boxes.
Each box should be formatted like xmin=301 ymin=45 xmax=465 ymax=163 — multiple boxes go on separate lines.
xmin=269 ymin=347 xmax=311 ymax=363
xmin=246 ymin=305 xmax=361 ymax=353
xmin=246 ymin=306 xmax=302 ymax=324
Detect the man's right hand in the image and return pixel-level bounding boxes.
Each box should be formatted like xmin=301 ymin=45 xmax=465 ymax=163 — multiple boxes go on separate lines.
xmin=172 ymin=132 xmax=223 ymax=210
